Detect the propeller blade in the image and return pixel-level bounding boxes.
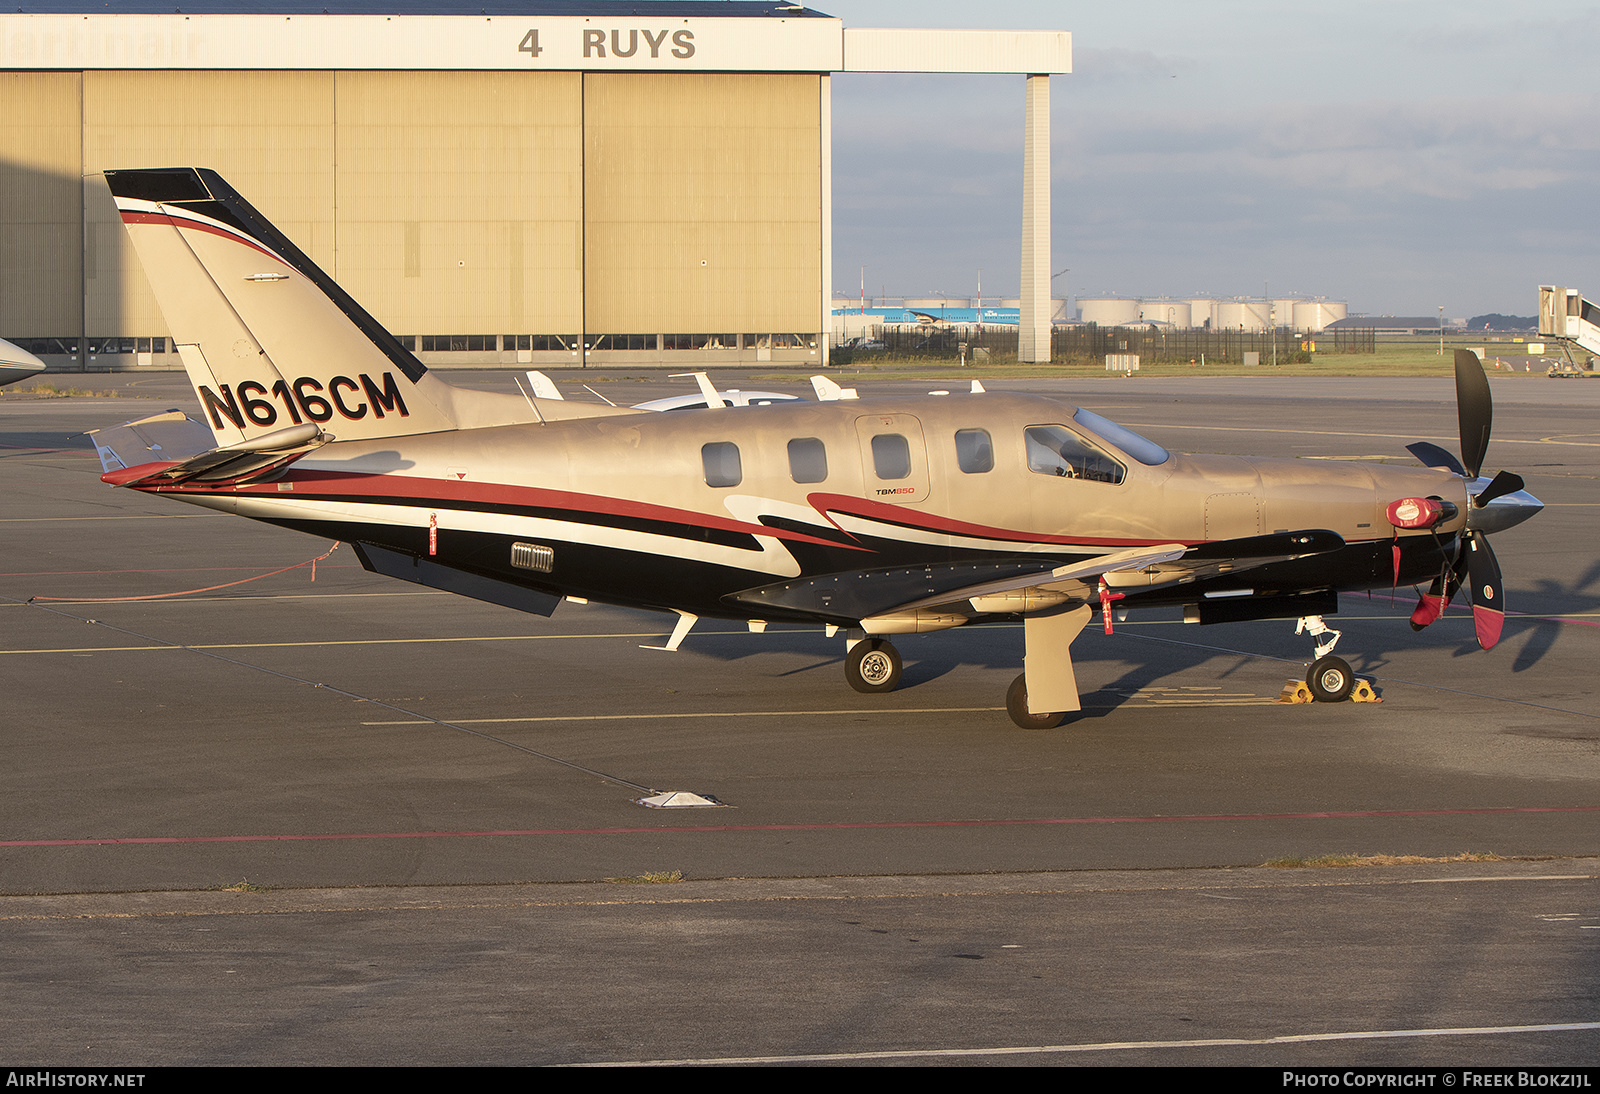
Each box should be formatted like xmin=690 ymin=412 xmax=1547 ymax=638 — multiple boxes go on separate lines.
xmin=1454 ymin=349 xmax=1493 ymax=480
xmin=1406 ymin=441 xmax=1466 ymax=477
xmin=1472 ymin=469 xmax=1525 ymax=508
xmin=1465 ymin=531 xmax=1504 ymax=650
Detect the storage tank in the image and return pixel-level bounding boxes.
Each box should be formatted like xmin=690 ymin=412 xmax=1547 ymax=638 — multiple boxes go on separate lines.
xmin=903 ymin=297 xmax=969 ymax=310
xmin=1078 ymin=297 xmax=1141 ymax=326
xmin=1188 ymin=298 xmax=1217 ymax=329
xmin=1271 ymin=298 xmax=1302 ymax=330
xmin=1292 ymin=300 xmax=1347 ymax=331
xmin=1215 ymin=299 xmax=1269 ymax=331
xmin=1138 ymin=299 xmax=1191 ymax=329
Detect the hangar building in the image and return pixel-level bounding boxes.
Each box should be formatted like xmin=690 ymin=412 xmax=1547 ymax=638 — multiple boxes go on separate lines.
xmin=0 ymin=2 xmax=1069 ymax=369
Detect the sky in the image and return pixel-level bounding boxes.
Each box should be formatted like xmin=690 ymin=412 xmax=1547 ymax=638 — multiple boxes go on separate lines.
xmin=821 ymin=1 xmax=1600 ymax=318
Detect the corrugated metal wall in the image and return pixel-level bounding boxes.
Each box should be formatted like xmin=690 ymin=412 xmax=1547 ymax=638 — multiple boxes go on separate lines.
xmin=0 ymin=68 xmax=822 ymax=356
xmin=583 ymin=72 xmax=820 ymax=335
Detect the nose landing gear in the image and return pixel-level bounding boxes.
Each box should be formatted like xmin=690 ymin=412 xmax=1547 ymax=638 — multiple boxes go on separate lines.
xmin=1297 ymin=614 xmax=1354 ymax=703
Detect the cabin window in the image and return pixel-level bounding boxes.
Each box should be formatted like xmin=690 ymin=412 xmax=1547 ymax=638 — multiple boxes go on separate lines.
xmin=702 ymin=442 xmax=742 ymax=488
xmin=788 ymin=437 xmax=828 ymax=483
xmin=1024 ymin=426 xmax=1125 ymax=484
xmin=871 ymin=433 xmax=911 ymax=480
xmin=954 ymin=429 xmax=993 ymax=473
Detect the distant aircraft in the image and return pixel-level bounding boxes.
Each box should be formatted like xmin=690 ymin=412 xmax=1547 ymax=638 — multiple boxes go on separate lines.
xmin=908 ymin=310 xmax=953 ymax=329
xmin=0 ymin=337 xmax=46 ymax=387
xmin=90 ymin=169 xmax=1542 ymax=727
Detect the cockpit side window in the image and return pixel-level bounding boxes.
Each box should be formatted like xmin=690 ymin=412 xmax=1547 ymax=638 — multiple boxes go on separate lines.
xmin=1024 ymin=425 xmax=1125 ymax=484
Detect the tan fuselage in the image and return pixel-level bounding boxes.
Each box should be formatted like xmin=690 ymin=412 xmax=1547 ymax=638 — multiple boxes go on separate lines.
xmin=154 ymin=391 xmax=1466 ymax=621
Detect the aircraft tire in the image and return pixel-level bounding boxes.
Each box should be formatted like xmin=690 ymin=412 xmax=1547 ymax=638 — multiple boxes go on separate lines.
xmin=1006 ymin=672 xmax=1067 ymax=730
xmin=846 ymin=639 xmax=901 ymax=693
xmin=1306 ymin=655 xmax=1355 ymax=703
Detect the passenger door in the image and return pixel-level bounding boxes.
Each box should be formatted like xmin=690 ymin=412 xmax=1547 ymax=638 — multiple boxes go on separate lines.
xmin=855 ymin=413 xmax=930 ymax=504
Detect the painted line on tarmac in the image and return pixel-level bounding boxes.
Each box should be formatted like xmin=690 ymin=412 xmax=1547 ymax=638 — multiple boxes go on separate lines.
xmin=1123 ymin=422 xmax=1600 ymax=448
xmin=0 ymin=633 xmax=728 ymax=654
xmin=0 ymin=564 xmax=364 ymax=577
xmin=0 ymin=513 xmax=215 ymax=521
xmin=1364 ymin=589 xmax=1600 ymax=630
xmin=0 ymin=591 xmax=441 ymax=608
xmin=1123 ymin=631 xmax=1600 ymax=721
xmin=5 ymin=594 xmax=666 ymax=796
xmin=358 ymin=698 xmax=1281 ymax=725
xmin=574 ymin=1021 xmax=1600 ymax=1066
xmin=363 ymin=707 xmax=1004 ymax=725
xmin=7 ymin=804 xmax=1599 ymax=848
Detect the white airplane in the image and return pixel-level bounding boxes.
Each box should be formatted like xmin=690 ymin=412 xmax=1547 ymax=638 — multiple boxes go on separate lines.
xmin=90 ymin=169 xmax=1543 ymax=727
xmin=0 ymin=336 xmax=46 ymax=387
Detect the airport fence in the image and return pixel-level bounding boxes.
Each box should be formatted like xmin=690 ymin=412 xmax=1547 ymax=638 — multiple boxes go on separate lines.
xmin=833 ymin=324 xmax=1367 ymax=365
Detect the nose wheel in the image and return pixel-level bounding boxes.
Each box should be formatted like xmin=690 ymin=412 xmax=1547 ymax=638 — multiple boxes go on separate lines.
xmin=1306 ymin=655 xmax=1355 ymax=703
xmin=845 ymin=638 xmax=902 ymax=693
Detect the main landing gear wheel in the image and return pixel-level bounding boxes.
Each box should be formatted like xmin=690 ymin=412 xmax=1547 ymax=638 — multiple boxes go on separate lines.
xmin=845 ymin=639 xmax=902 ymax=694
xmin=1306 ymin=655 xmax=1355 ymax=703
xmin=1006 ymin=673 xmax=1067 ymax=730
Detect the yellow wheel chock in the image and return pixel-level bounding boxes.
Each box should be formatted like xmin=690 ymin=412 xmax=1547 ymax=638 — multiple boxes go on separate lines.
xmin=1350 ymin=679 xmax=1381 ymax=703
xmin=1277 ymin=680 xmax=1314 ymax=704
xmin=1277 ymin=677 xmax=1381 ymax=704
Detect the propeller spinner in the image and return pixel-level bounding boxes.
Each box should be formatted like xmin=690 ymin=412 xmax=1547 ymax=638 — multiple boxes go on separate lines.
xmin=1403 ymin=349 xmax=1542 ymax=650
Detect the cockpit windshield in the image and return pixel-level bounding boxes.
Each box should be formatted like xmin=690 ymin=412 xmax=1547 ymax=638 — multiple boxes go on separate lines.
xmin=1071 ymin=408 xmax=1170 ymax=466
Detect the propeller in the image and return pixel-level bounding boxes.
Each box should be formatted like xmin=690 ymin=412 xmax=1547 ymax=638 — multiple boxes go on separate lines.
xmin=1403 ymin=349 xmax=1541 ymax=650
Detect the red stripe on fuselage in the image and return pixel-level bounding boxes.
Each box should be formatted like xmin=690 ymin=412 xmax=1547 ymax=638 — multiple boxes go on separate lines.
xmin=806 ymin=491 xmax=1177 ymax=549
xmin=118 ymin=208 xmax=285 ymax=265
xmin=143 ymin=469 xmax=867 ymax=553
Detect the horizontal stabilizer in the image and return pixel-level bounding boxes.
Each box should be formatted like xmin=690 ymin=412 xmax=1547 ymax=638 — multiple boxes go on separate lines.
xmin=88 ymin=410 xmax=214 ymax=474
xmin=96 ymin=414 xmax=327 ymax=488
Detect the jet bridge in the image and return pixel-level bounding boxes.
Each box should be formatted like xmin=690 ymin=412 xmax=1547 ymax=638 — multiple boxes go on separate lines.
xmin=1538 ymin=286 xmax=1600 ymax=362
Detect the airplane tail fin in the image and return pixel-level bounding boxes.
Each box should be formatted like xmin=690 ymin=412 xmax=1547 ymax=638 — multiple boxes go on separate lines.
xmin=105 ymin=168 xmax=462 ymax=444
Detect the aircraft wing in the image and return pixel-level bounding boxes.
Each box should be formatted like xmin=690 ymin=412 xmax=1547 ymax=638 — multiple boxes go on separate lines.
xmin=887 ymin=544 xmax=1189 ymax=614
xmin=727 ymin=531 xmax=1344 ymax=625
xmin=727 ymin=545 xmax=1186 ymax=625
xmin=1113 ymin=528 xmax=1346 ymax=589
xmin=876 ymin=531 xmax=1344 ymax=614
